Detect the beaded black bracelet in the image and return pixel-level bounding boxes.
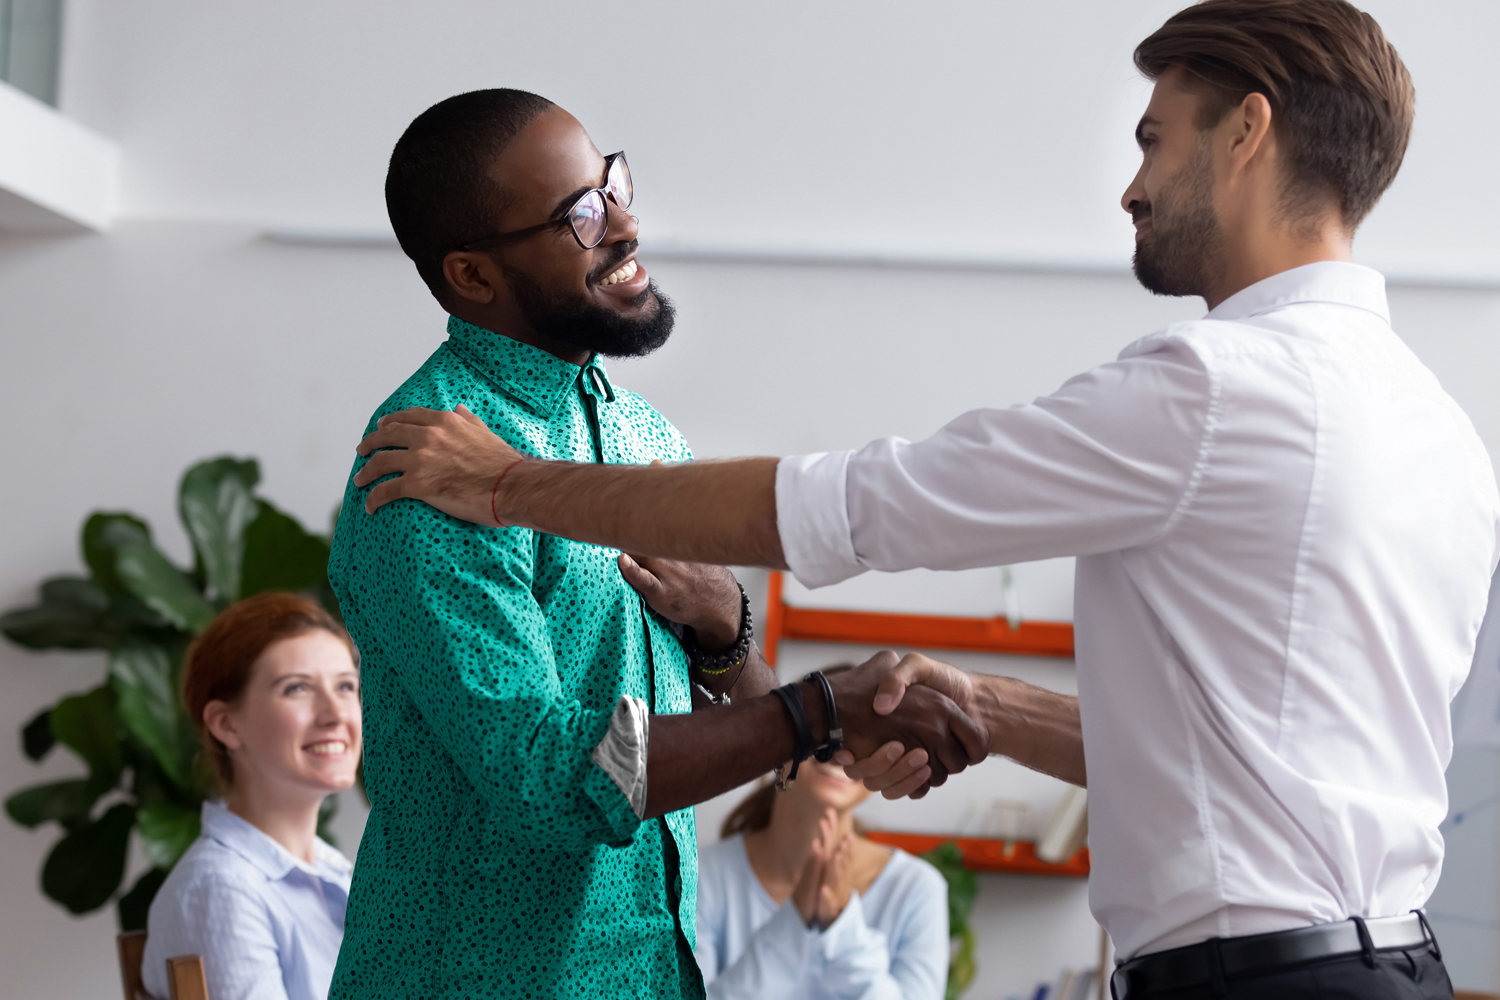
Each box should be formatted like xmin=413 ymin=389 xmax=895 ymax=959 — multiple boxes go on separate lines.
xmin=681 ymin=583 xmax=753 ymax=677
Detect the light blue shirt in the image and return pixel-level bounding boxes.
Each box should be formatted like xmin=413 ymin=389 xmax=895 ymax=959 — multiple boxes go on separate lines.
xmin=142 ymin=800 xmax=352 ymax=1000
xmin=695 ymin=835 xmax=949 ymax=1000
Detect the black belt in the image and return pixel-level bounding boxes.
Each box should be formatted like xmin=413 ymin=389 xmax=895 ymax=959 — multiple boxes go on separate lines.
xmin=1111 ymin=912 xmax=1440 ymax=999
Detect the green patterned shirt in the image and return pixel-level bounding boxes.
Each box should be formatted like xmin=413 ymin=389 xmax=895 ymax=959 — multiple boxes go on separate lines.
xmin=328 ymin=316 xmax=702 ymax=1000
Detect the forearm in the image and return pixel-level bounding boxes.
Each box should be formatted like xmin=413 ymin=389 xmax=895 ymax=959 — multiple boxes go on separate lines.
xmin=973 ymin=675 xmax=1086 ymax=787
xmin=646 ymin=679 xmax=826 ymax=818
xmin=729 ymin=645 xmax=778 ymax=700
xmin=501 ymin=457 xmax=786 ymax=568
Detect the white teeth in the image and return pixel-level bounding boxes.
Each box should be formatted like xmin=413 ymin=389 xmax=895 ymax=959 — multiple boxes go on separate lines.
xmin=306 ymin=741 xmax=347 ymax=755
xmin=603 ymin=260 xmax=637 ymax=286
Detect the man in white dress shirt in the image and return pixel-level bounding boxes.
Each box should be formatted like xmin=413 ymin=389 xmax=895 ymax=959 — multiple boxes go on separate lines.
xmin=349 ymin=1 xmax=1497 ymax=997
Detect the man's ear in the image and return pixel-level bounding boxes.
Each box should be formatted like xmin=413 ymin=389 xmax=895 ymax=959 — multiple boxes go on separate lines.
xmin=441 ymin=251 xmax=501 ymax=305
xmin=1226 ymin=91 xmax=1275 ymax=172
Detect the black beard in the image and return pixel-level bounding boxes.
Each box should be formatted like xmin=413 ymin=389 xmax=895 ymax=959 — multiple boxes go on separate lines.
xmin=504 ymin=268 xmax=676 ymax=359
xmin=1131 ymin=139 xmax=1226 ymax=299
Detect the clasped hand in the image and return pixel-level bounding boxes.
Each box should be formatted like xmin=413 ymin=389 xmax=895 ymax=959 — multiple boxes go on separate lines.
xmin=826 ymin=651 xmax=989 ymax=799
xmin=791 ymin=808 xmax=857 ymax=929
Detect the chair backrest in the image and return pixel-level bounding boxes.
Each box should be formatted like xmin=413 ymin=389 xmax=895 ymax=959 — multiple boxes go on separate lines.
xmin=164 ymin=955 xmax=209 ymax=1000
xmin=115 ymin=932 xmax=211 ymax=1000
xmin=116 ymin=931 xmax=149 ymax=1000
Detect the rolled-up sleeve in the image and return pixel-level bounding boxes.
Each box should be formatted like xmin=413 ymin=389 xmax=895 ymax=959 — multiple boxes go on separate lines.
xmin=776 ymin=338 xmax=1216 ymax=588
xmin=776 ymin=450 xmax=860 ymax=588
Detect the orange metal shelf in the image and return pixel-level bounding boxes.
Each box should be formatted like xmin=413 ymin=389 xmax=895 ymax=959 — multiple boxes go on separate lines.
xmin=865 ymin=832 xmax=1090 ymax=878
xmin=761 ymin=570 xmax=1074 ymax=665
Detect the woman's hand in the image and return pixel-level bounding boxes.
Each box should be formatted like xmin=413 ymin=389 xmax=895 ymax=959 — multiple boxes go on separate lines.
xmin=791 ymin=809 xmax=838 ymax=926
xmin=814 ymin=831 xmax=856 ymax=928
xmin=791 ymin=809 xmax=856 ymax=929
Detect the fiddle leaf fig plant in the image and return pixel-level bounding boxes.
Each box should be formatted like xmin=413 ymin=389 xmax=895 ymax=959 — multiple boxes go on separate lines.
xmin=1 ymin=457 xmax=340 ymax=930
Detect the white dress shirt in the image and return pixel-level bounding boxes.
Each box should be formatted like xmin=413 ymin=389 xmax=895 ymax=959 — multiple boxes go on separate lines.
xmin=143 ymin=801 xmax=352 ymax=1000
xmin=776 ymin=262 xmax=1500 ymax=958
xmin=695 ymin=835 xmax=949 ymax=1000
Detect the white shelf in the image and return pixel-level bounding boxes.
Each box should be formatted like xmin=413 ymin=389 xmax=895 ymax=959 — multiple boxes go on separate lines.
xmin=0 ymin=80 xmax=118 ymax=232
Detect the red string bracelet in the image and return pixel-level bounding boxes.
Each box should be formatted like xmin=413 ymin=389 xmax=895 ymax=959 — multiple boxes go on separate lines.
xmin=489 ymin=459 xmax=524 ymax=528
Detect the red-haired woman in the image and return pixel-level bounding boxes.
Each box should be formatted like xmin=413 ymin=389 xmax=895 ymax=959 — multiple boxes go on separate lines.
xmin=142 ymin=593 xmax=361 ymax=1000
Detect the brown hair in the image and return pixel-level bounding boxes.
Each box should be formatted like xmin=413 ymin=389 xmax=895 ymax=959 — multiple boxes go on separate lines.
xmin=1134 ymin=0 xmax=1414 ymax=229
xmin=721 ymin=779 xmax=778 ymax=839
xmin=182 ymin=592 xmax=355 ymax=789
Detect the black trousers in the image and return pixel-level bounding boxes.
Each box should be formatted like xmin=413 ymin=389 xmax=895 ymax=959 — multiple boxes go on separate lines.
xmin=1125 ymin=948 xmax=1452 ymax=1000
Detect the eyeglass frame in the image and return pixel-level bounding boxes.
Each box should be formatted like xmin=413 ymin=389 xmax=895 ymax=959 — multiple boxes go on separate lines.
xmin=454 ymin=151 xmax=631 ymax=254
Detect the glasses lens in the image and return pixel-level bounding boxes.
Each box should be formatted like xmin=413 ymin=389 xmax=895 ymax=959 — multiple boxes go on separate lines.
xmin=606 ymin=153 xmax=633 ymax=209
xmin=570 ymin=190 xmax=608 ymax=248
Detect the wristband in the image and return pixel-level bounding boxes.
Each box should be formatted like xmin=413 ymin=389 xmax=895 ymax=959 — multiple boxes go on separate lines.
xmin=807 ymin=671 xmax=844 ymax=763
xmin=682 ymin=584 xmax=753 ymax=677
xmin=489 ymin=458 xmax=525 ymax=528
xmin=771 ymin=681 xmax=815 ymax=784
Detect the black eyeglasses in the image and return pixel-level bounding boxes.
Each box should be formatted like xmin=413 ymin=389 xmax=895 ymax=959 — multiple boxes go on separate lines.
xmin=458 ymin=151 xmax=633 ymax=253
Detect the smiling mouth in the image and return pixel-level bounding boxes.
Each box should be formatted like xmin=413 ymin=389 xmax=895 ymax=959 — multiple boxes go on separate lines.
xmin=600 ymin=259 xmax=638 ymax=286
xmin=304 ymin=740 xmax=348 ymax=756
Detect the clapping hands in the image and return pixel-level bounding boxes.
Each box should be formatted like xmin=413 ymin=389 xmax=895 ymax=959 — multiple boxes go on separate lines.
xmin=791 ymin=808 xmax=857 ymax=930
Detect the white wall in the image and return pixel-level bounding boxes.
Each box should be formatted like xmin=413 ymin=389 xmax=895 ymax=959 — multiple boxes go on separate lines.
xmin=1 ymin=2 xmax=1497 ymax=998
xmin=54 ymin=0 xmax=1500 ymax=281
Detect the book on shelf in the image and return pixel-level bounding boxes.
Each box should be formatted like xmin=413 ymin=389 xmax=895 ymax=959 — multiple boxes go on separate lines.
xmin=1036 ymin=785 xmax=1088 ymax=864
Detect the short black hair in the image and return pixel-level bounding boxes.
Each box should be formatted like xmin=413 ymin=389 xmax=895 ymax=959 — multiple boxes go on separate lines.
xmin=385 ymin=88 xmax=556 ymax=298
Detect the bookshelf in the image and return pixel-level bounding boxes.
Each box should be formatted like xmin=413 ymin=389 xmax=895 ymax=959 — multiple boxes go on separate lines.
xmin=865 ymin=832 xmax=1090 ymax=877
xmin=760 ymin=570 xmax=1075 ymax=665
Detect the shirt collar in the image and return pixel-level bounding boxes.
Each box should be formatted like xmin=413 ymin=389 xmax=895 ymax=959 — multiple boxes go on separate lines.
xmin=443 ymin=315 xmax=613 ymax=416
xmin=200 ymin=799 xmax=352 ymax=884
xmin=1205 ymin=261 xmax=1391 ymax=326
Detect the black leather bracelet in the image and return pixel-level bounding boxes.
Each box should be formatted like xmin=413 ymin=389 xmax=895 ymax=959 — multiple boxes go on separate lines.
xmin=771 ymin=682 xmax=815 ymax=783
xmin=807 ymin=671 xmax=844 ymax=762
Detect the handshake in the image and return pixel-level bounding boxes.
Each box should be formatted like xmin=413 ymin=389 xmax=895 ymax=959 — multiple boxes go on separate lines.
xmin=814 ymin=650 xmax=992 ymax=801
xmin=352 ymin=404 xmax=1084 ymax=800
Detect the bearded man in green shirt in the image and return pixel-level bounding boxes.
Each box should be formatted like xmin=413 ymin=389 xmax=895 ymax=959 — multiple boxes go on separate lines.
xmin=327 ymin=89 xmax=985 ymax=1000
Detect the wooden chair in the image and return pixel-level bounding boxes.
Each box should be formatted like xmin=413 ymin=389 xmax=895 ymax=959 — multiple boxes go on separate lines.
xmin=117 ymin=931 xmax=211 ymax=1000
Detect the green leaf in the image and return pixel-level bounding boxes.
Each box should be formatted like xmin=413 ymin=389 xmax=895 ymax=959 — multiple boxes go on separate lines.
xmin=41 ymin=802 xmax=134 ymax=914
xmin=93 ymin=517 xmax=215 ymax=633
xmin=136 ymin=803 xmax=200 ymax=868
xmin=102 ymin=592 xmax=174 ymax=638
xmin=920 ymin=840 xmax=978 ymax=934
xmin=949 ymin=926 xmax=977 ymax=999
xmin=316 ymin=794 xmax=340 ymax=850
xmin=82 ymin=513 xmax=152 ymax=598
xmin=4 ymin=778 xmax=110 ymax=829
xmin=117 ymin=867 xmax=168 ymax=932
xmin=240 ymin=500 xmax=332 ymax=597
xmin=50 ymin=686 xmax=123 ymax=782
xmin=0 ymin=576 xmax=116 ymax=650
xmin=109 ymin=645 xmax=197 ymax=788
xmin=22 ymin=709 xmax=54 ymax=761
xmin=178 ymin=457 xmax=261 ymax=604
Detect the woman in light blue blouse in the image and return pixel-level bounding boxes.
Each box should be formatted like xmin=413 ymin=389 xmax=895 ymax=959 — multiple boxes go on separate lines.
xmin=696 ymin=755 xmax=950 ymax=999
xmin=143 ymin=593 xmax=362 ymax=1000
